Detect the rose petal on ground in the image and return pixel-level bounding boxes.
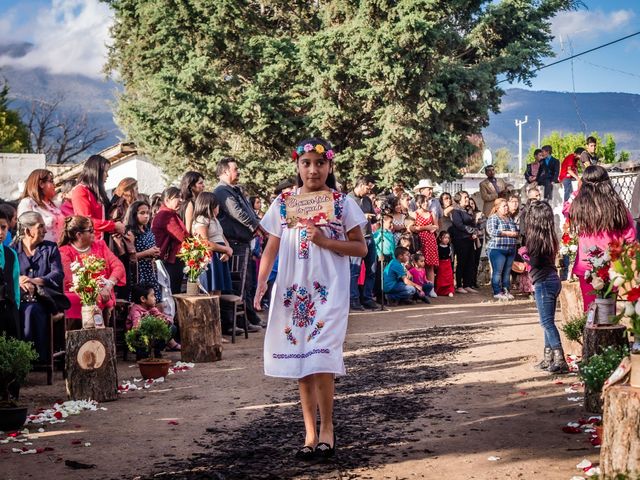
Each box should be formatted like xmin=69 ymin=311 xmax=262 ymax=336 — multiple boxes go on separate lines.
xmin=576 ymin=459 xmax=592 ymax=469
xmin=167 ymin=421 xmax=179 ymax=425
xmin=585 ymin=466 xmax=601 ymax=477
xmin=455 ymin=410 xmax=468 ymax=414
xmin=71 ymin=440 xmax=82 ymax=445
xmin=563 ymin=426 xmax=582 ymax=434
xmin=567 ymin=397 xmax=582 ymax=402
xmin=84 ymin=442 xmax=91 ymax=447
xmin=518 ymin=391 xmax=528 ymax=396
xmin=487 ymin=456 xmax=501 ymax=461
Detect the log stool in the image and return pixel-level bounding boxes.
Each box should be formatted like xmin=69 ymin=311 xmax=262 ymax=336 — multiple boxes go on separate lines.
xmin=558 ymin=280 xmax=584 ymax=357
xmin=173 ymin=294 xmax=223 ymax=362
xmin=600 ymin=384 xmax=640 ymax=476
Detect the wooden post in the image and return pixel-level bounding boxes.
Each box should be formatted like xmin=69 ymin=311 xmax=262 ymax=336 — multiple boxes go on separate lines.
xmin=173 ymin=294 xmax=223 ymax=362
xmin=582 ymin=324 xmax=628 ymax=414
xmin=558 ymin=280 xmax=584 ymax=356
xmin=65 ymin=328 xmax=118 ymax=402
xmin=600 ymin=385 xmax=640 ymax=476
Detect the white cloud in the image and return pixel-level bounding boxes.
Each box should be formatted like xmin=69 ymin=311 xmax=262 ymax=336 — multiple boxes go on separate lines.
xmin=551 ymin=9 xmax=636 ymax=44
xmin=0 ymin=0 xmax=112 ymax=78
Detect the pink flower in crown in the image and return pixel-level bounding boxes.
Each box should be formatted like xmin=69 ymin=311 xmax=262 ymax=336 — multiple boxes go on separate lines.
xmin=325 ymin=150 xmax=334 ymax=160
xmin=303 ymin=143 xmax=314 ymax=152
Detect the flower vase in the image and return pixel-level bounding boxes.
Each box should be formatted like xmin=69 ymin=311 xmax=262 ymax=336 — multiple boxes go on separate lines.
xmin=81 ymin=305 xmax=96 ymax=329
xmin=186 ymin=281 xmax=199 ymax=296
xmin=594 ymin=297 xmax=616 ymax=325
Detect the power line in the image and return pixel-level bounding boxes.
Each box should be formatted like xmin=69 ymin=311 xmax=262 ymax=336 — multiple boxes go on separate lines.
xmin=497 ymin=30 xmax=640 ymax=85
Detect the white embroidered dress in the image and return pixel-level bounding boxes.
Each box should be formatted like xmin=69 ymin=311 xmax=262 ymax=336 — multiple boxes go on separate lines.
xmin=261 ymin=190 xmax=366 ymax=379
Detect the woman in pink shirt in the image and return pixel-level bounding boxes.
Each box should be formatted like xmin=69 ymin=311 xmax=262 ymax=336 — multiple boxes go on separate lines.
xmin=70 ymin=155 xmax=126 ymax=241
xmin=569 ymin=165 xmax=636 ymax=310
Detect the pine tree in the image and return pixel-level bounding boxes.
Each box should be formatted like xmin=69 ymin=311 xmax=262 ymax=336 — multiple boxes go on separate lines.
xmin=105 ymin=0 xmax=581 ymax=194
xmin=0 ymin=82 xmax=30 ymax=153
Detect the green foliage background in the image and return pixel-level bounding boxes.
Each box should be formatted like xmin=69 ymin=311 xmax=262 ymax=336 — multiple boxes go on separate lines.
xmin=0 ymin=83 xmax=30 ymax=154
xmin=104 ymin=0 xmax=580 ymax=194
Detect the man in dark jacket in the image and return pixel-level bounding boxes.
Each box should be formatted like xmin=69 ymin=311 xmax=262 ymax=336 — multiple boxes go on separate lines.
xmin=213 ymin=158 xmax=264 ymax=333
xmin=536 ymin=145 xmax=560 ymax=200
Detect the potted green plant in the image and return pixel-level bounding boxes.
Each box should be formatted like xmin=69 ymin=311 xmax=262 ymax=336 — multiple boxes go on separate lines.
xmin=561 ymin=313 xmax=587 ymax=345
xmin=579 ymin=344 xmax=629 ymax=413
xmin=125 ymin=315 xmax=172 ymax=380
xmin=0 ymin=335 xmax=38 ymax=431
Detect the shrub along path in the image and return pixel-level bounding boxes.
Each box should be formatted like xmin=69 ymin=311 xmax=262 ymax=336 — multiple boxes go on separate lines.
xmin=5 ymin=291 xmax=595 ymax=480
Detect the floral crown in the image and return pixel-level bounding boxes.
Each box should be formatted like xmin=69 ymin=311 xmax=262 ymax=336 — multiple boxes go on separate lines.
xmin=291 ymin=142 xmax=335 ymax=161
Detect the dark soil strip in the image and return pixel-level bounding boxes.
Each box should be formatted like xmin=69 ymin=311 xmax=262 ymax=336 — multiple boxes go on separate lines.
xmin=142 ymin=326 xmax=479 ymax=480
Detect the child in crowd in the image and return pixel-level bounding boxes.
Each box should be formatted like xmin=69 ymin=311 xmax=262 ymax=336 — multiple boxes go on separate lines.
xmin=0 ymin=203 xmax=17 ymax=247
xmin=397 ymin=234 xmax=415 ymax=254
xmin=408 ymin=253 xmax=433 ymax=303
xmin=0 ymin=209 xmax=20 ymax=338
xmin=383 ymin=246 xmax=425 ymax=304
xmin=191 ymin=192 xmax=234 ymax=294
xmin=435 ymin=231 xmax=455 ymax=297
xmin=127 ymin=283 xmax=180 ymax=352
xmin=373 ymin=213 xmax=395 ymax=264
xmin=125 ymin=200 xmax=162 ymax=302
xmin=413 ymin=194 xmax=439 ymax=297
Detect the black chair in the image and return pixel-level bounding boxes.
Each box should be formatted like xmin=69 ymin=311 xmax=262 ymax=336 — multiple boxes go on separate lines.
xmin=219 ymin=247 xmax=249 ymax=344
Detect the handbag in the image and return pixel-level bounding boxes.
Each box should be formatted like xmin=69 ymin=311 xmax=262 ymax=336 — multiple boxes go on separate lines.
xmin=36 ymin=285 xmax=71 ymax=314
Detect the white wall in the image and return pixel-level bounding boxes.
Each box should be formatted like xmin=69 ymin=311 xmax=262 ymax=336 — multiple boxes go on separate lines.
xmin=0 ymin=153 xmax=46 ymax=201
xmin=104 ymin=155 xmax=168 ymax=196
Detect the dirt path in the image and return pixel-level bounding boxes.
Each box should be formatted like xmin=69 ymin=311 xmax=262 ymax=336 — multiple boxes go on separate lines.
xmin=3 ymin=291 xmax=597 ymax=480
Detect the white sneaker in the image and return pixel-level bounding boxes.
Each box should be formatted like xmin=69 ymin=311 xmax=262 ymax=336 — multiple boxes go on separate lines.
xmin=456 ymin=287 xmax=468 ymax=294
xmin=504 ymin=290 xmax=515 ymax=300
xmin=494 ymin=293 xmax=507 ymax=300
xmin=448 ymin=292 xmax=454 ymax=297
xmin=429 ymin=290 xmax=438 ymax=298
xmin=466 ymin=287 xmax=479 ymax=293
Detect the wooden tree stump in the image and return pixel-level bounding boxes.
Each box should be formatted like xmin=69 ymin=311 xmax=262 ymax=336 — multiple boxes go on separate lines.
xmin=582 ymin=325 xmax=628 ymax=361
xmin=582 ymin=324 xmax=628 ymax=414
xmin=600 ymin=385 xmax=640 ymax=476
xmin=65 ymin=328 xmax=118 ymax=402
xmin=174 ymin=294 xmax=223 ymax=362
xmin=558 ymin=281 xmax=584 ymax=356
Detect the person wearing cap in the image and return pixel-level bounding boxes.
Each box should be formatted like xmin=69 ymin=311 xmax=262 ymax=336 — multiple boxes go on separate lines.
xmin=479 ymin=165 xmax=507 ymax=218
xmin=410 ymin=179 xmax=443 ymax=221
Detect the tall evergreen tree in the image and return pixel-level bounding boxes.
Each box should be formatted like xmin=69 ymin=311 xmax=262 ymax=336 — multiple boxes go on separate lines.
xmin=105 ymin=0 xmax=580 ymax=193
xmin=0 ymin=82 xmax=30 ymax=153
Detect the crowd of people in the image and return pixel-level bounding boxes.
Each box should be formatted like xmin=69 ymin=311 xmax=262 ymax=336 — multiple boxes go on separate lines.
xmin=1 ymin=132 xmax=639 ymax=460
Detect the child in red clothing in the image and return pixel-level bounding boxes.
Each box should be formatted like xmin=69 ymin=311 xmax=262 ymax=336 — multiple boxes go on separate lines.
xmin=128 ymin=283 xmax=180 ymax=351
xmin=435 ymin=231 xmax=455 ymax=297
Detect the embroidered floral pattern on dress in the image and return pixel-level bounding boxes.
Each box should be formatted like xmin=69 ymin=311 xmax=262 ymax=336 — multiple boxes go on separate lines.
xmin=332 ymin=191 xmax=344 ymax=221
xmin=298 ymin=228 xmax=309 ymax=259
xmin=282 ymin=283 xmax=329 ymax=345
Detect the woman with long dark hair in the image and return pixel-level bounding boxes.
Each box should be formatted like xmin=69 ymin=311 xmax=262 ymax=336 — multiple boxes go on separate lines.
xmin=449 ymin=190 xmax=479 ymax=294
xmin=569 ymin=165 xmax=636 ymax=310
xmin=151 ymin=187 xmax=189 ymax=294
xmin=178 ymin=171 xmax=205 ymax=234
xmin=71 ymin=155 xmax=125 ymax=241
xmin=525 ymin=201 xmax=568 ymax=373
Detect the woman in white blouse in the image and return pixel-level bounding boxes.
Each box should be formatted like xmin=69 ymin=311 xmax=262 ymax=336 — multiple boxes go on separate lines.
xmin=17 ymin=170 xmax=65 ymax=244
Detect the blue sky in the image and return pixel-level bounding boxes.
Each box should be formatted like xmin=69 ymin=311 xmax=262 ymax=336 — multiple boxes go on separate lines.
xmin=0 ymin=0 xmax=639 ymax=93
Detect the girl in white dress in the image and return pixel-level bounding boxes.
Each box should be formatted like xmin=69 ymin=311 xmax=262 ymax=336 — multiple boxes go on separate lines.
xmin=254 ymin=137 xmax=367 ymax=460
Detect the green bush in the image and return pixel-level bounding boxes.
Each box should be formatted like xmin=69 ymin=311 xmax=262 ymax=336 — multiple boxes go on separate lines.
xmin=0 ymin=335 xmax=38 ymax=404
xmin=562 ymin=314 xmax=587 ymax=345
xmin=579 ymin=345 xmax=629 ymax=393
xmin=125 ymin=315 xmax=171 ymax=360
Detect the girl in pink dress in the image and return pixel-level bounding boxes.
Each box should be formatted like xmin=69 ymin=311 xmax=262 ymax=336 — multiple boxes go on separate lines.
xmin=569 ymin=166 xmax=636 ymax=311
xmin=413 ymin=194 xmax=438 ymax=296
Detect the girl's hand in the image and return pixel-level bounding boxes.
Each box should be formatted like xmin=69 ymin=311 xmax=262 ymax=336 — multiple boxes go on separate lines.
xmin=305 ymin=222 xmax=327 ymax=247
xmin=220 ymin=253 xmax=229 ymax=262
xmin=427 ymin=225 xmax=438 ymax=233
xmin=225 ymin=246 xmax=234 ymax=257
xmin=253 ymin=280 xmax=268 ymax=311
xmin=147 ymin=246 xmax=161 ymax=257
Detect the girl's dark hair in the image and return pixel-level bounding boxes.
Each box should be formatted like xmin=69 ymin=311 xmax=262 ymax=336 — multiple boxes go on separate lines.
xmin=294 ymin=137 xmax=337 ymax=190
xmin=193 ymin=192 xmax=219 ymax=220
xmin=524 ymin=201 xmax=558 ymax=259
xmin=414 ymin=194 xmax=427 ymax=208
xmin=125 ymin=200 xmax=151 ymax=234
xmin=131 ymin=282 xmax=155 ymax=305
xmin=150 ymin=193 xmax=162 ymax=217
xmin=412 ymin=253 xmax=425 ymax=264
xmin=468 ymin=197 xmax=479 ymax=212
xmin=179 ymin=171 xmax=204 ymax=219
xmin=161 ymin=187 xmax=181 ymax=203
xmin=437 ymin=230 xmax=450 ymax=242
xmin=78 ymin=155 xmax=111 ymax=206
xmin=249 ymin=196 xmax=260 ymax=210
xmin=569 ymin=165 xmax=629 ymax=235
xmin=59 ymin=216 xmax=92 ymax=247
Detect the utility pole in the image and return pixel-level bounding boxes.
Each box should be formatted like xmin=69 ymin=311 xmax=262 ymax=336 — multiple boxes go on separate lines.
xmin=515 ymin=116 xmax=528 ymax=173
xmin=537 ymin=119 xmax=541 ymax=147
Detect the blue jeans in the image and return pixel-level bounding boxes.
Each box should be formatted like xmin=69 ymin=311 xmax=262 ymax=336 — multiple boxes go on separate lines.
xmin=534 ymin=275 xmax=562 ymax=349
xmin=562 ymin=178 xmax=574 ymax=202
xmin=385 ymin=284 xmax=416 ymax=301
xmin=487 ymin=247 xmax=516 ymax=295
xmin=350 ymin=236 xmax=377 ymax=304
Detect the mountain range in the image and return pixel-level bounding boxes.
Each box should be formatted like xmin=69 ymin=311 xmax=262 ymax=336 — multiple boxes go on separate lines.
xmin=2 ymin=42 xmax=639 ymax=163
